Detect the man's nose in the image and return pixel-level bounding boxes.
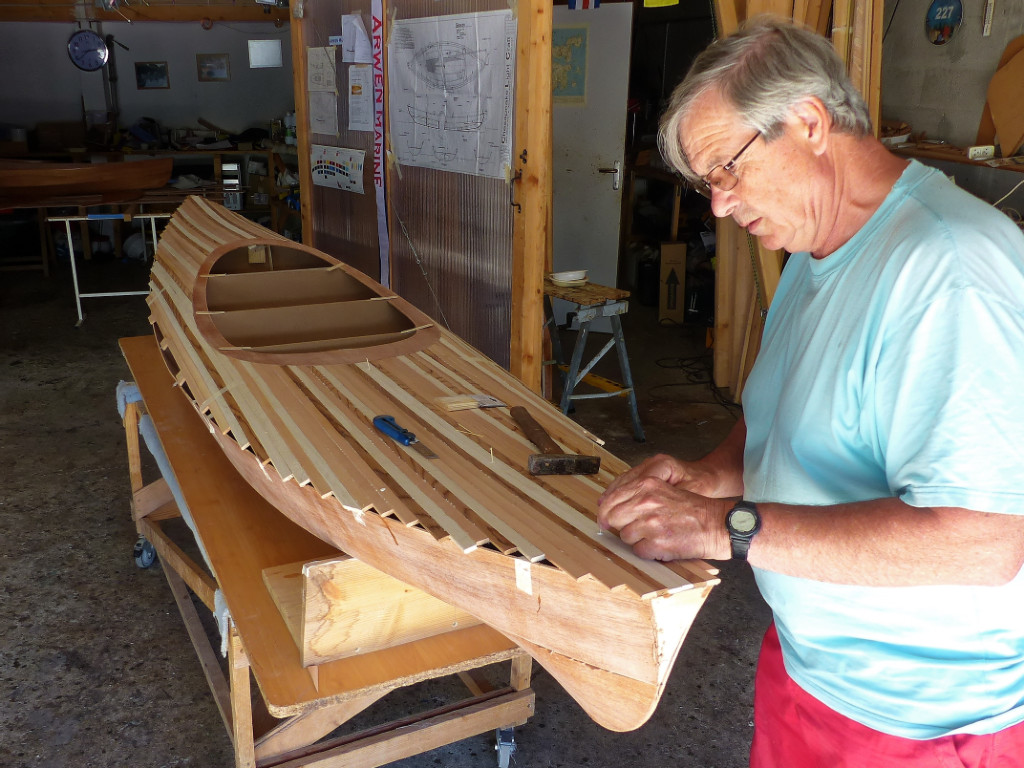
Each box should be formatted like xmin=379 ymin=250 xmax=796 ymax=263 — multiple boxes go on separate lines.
xmin=710 ymin=185 xmax=738 ymax=218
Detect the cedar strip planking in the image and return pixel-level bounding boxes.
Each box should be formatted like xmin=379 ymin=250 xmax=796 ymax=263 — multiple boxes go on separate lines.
xmin=352 ymin=358 xmax=684 ymax=594
xmin=152 ymin=273 xmax=297 ymax=477
xmin=307 ymin=365 xmax=515 ymax=556
xmin=418 ymin=341 xmax=624 ymax=475
xmin=319 ymin=363 xmax=557 ymax=566
xmin=296 ymin=367 xmax=489 ymax=553
xmin=147 ymin=286 xmax=245 ymax=443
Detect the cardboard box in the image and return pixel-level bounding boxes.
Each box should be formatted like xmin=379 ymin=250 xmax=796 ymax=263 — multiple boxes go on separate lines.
xmin=659 ymin=242 xmax=687 ymax=324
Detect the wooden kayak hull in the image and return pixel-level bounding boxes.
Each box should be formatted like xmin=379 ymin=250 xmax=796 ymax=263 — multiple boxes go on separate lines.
xmin=0 ymin=157 xmax=173 ymax=208
xmin=146 ymin=196 xmax=720 ymax=731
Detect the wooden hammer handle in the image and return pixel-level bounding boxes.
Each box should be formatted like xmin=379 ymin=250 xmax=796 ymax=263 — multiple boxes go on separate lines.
xmin=510 ymin=406 xmax=561 ymax=455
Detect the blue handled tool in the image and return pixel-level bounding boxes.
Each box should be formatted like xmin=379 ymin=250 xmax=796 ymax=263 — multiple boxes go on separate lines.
xmin=373 ymin=415 xmax=438 ymax=459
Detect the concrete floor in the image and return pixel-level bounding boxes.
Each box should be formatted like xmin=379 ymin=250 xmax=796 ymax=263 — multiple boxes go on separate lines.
xmin=0 ymin=253 xmax=772 ymax=768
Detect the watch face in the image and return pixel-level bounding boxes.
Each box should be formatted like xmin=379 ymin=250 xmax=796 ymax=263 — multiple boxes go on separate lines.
xmin=68 ymin=29 xmax=109 ymax=72
xmin=729 ymin=509 xmax=758 ymax=534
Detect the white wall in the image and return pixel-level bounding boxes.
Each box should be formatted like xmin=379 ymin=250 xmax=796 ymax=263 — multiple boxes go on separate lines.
xmin=0 ymin=21 xmax=293 ymax=135
xmin=881 ymin=0 xmax=1024 ymax=147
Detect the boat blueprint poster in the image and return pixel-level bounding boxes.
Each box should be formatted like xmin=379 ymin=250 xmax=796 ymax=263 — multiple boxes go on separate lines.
xmin=387 ymin=10 xmax=517 ymax=179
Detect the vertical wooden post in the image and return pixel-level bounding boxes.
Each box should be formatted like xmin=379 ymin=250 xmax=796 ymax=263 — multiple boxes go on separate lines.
xmin=228 ymin=623 xmax=256 ymax=768
xmin=290 ymin=10 xmax=314 ymax=246
xmin=510 ymin=0 xmax=552 ymax=392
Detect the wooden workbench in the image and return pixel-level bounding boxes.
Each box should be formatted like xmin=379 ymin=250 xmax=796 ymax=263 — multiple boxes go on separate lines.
xmin=119 ymin=334 xmax=533 ymax=768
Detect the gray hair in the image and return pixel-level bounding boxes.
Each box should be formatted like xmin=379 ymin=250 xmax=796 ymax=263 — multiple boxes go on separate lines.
xmin=658 ymin=16 xmax=872 ymax=183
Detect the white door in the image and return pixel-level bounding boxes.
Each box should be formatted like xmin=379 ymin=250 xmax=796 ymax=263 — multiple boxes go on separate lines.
xmin=551 ymin=3 xmax=634 ymax=327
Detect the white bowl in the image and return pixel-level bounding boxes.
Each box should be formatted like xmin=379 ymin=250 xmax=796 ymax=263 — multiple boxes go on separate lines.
xmin=550 ymin=269 xmax=587 ymax=282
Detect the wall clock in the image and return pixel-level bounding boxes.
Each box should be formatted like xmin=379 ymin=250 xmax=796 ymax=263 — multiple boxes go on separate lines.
xmin=68 ymin=29 xmax=110 ymax=71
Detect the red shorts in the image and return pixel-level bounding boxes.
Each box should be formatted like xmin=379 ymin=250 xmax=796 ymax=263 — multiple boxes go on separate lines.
xmin=751 ymin=623 xmax=1024 ymax=768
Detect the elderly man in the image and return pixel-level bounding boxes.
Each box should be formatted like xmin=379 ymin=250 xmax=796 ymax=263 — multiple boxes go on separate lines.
xmin=597 ymin=16 xmax=1024 ymax=767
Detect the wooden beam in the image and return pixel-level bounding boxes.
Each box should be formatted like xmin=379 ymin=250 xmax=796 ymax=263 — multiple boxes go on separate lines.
xmin=290 ymin=11 xmax=315 ymax=248
xmin=510 ymin=0 xmax=552 ymax=392
xmin=0 ymin=0 xmax=289 ymax=24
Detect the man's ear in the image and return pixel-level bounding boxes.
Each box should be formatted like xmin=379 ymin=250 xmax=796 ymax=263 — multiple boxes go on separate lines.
xmin=788 ymin=97 xmax=831 ymax=156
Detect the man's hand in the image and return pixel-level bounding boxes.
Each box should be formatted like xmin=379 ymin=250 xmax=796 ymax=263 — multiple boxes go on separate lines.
xmin=598 ymin=457 xmax=733 ymax=562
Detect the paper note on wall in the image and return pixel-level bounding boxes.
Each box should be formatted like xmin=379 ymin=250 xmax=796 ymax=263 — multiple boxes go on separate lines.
xmin=348 ymin=65 xmax=374 ymax=132
xmin=342 ymin=14 xmax=373 ymax=63
xmin=311 ymin=145 xmax=365 ymax=194
xmin=307 ymin=46 xmax=337 ymax=92
xmin=308 ymin=91 xmax=339 ymax=136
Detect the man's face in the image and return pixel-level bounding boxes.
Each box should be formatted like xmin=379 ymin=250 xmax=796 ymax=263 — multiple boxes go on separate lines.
xmin=680 ymin=89 xmax=819 ymax=255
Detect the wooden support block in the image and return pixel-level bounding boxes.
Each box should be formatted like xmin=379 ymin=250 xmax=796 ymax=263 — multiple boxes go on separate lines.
xmin=263 ymin=556 xmax=483 ymax=667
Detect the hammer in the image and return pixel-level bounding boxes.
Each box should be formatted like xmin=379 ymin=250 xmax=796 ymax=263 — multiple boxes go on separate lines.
xmin=510 ymin=406 xmax=601 ymax=475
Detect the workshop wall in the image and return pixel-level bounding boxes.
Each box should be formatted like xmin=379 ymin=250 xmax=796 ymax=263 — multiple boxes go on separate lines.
xmin=881 ymin=0 xmax=1024 ymax=148
xmin=0 ymin=21 xmax=292 ymax=139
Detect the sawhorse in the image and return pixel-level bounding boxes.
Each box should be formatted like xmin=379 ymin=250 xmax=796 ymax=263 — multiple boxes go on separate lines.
xmin=544 ymin=278 xmax=645 ymax=442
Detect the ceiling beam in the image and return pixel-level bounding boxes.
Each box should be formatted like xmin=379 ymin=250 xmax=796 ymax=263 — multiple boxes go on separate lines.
xmin=0 ymin=1 xmax=290 ymax=24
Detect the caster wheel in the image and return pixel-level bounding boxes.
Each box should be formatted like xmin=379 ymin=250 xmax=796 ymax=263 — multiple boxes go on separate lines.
xmin=133 ymin=537 xmax=157 ymax=569
xmin=495 ymin=727 xmax=516 ymax=768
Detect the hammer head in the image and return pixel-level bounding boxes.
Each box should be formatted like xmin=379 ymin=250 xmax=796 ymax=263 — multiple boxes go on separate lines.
xmin=528 ymin=453 xmax=601 ymax=476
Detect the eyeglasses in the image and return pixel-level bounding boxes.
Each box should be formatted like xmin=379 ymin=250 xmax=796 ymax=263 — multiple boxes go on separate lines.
xmin=695 ymin=131 xmax=761 ymax=198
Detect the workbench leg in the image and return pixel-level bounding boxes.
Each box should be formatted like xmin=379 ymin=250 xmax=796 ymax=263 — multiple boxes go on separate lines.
xmin=228 ymin=624 xmax=257 ymax=768
xmin=559 ymin=323 xmax=590 ymax=414
xmin=510 ymin=653 xmax=532 ymax=691
xmin=610 ymin=314 xmax=646 ymax=442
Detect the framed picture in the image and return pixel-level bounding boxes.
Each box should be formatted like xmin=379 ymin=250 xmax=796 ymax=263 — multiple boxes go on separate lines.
xmin=197 ymin=53 xmax=231 ymax=82
xmin=135 ymin=61 xmax=170 ymax=89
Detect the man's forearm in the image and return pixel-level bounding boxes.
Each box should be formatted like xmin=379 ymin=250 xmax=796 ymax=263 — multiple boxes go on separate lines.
xmin=747 ymin=498 xmax=1024 ymax=587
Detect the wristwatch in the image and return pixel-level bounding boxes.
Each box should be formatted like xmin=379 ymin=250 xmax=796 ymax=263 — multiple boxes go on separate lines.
xmin=725 ymin=501 xmax=762 ymax=560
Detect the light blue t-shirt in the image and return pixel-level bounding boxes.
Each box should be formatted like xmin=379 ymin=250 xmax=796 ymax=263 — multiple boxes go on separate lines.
xmin=742 ymin=160 xmax=1024 ymax=739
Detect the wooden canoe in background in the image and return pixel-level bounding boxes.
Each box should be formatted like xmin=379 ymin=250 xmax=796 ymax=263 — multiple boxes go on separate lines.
xmin=146 ymin=196 xmax=720 ymax=732
xmin=0 ymin=157 xmax=173 ymax=208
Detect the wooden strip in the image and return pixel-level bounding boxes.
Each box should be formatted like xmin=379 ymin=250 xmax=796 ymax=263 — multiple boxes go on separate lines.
xmin=372 ymin=358 xmax=652 ymax=583
xmin=267 ymin=690 xmax=534 ymax=768
xmin=254 ymin=692 xmax=387 ymax=762
xmin=153 ymin=260 xmax=298 ymax=471
xmin=289 ymin=368 xmax=435 ymax=531
xmin=252 ymin=364 xmax=404 ymax=512
xmin=423 ymin=337 xmax=623 ymax=472
xmin=305 ymin=367 xmax=498 ymax=555
xmin=348 ymin=360 xmax=691 ymax=592
xmin=162 ymin=563 xmax=234 ymax=743
xmin=232 ymin=361 xmax=316 ymax=487
xmin=148 ymin=285 xmax=246 ymax=443
xmin=228 ymin=625 xmax=257 ymax=768
xmin=714 ymin=0 xmax=742 ymax=36
xmin=321 ymin=363 xmax=551 ymax=564
xmin=139 ymin=516 xmax=218 ymax=609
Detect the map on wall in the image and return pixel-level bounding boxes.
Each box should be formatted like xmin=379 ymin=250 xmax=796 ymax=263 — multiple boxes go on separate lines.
xmin=387 ymin=10 xmax=517 ymax=179
xmin=552 ymin=26 xmax=588 ymax=104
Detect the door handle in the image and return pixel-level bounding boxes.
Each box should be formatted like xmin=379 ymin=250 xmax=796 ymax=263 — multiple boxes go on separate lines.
xmin=597 ymin=160 xmax=622 ymax=191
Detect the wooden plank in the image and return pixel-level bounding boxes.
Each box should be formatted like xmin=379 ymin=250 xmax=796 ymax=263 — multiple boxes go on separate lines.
xmin=228 ymin=625 xmax=257 ymax=768
xmin=714 ymin=0 xmax=742 ymax=36
xmin=139 ymin=516 xmax=218 ymax=609
xmin=163 ymin=562 xmax=234 ymax=742
xmin=132 ymin=477 xmax=175 ymax=522
xmin=713 ymin=219 xmax=737 ymax=392
xmin=268 ymin=690 xmax=535 ymax=768
xmin=313 ymin=365 xmax=538 ymax=559
xmin=254 ymin=692 xmax=388 ymax=762
xmin=294 ymin=366 xmax=488 ymax=551
xmin=262 ymin=557 xmax=483 ymax=666
xmin=510 ymin=0 xmax=552 ymax=391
